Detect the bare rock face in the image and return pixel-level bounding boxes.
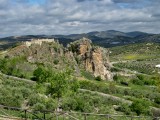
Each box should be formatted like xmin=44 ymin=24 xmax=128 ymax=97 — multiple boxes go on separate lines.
xmin=68 ymin=37 xmax=112 ymax=80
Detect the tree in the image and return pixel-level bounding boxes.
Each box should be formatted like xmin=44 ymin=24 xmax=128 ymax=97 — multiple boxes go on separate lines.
xmin=46 ymin=69 xmax=79 ymax=111
xmin=47 ymin=70 xmax=70 ymax=99
xmin=33 ymin=66 xmax=51 ymax=83
xmin=33 ymin=67 xmax=79 ymax=111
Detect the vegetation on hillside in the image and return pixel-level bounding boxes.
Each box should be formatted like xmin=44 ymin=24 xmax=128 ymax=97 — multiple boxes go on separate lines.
xmin=0 ymin=42 xmax=160 ymax=119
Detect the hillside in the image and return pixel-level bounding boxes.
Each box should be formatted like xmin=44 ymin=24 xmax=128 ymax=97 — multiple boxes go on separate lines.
xmin=110 ymin=43 xmax=160 ymax=60
xmin=110 ymin=43 xmax=160 ymax=75
xmin=0 ymin=40 xmax=160 ymax=119
xmin=0 ymin=38 xmax=112 ymax=80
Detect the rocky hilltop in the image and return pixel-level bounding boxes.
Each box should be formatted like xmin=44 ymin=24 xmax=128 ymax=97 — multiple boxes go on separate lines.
xmin=5 ymin=38 xmax=112 ymax=80
xmin=68 ymin=37 xmax=112 ymax=80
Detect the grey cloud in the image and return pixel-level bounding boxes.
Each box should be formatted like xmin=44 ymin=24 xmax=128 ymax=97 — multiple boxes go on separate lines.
xmin=77 ymin=0 xmax=85 ymax=2
xmin=112 ymin=0 xmax=140 ymax=3
xmin=0 ymin=0 xmax=160 ymax=38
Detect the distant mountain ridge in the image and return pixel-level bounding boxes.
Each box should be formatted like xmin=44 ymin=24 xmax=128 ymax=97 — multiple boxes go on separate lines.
xmin=0 ymin=30 xmax=159 ymax=50
xmin=126 ymin=31 xmax=151 ymax=37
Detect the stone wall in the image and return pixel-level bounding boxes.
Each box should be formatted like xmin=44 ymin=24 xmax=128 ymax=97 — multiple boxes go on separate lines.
xmin=24 ymin=39 xmax=55 ymax=47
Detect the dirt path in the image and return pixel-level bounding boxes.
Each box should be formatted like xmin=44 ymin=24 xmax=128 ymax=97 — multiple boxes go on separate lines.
xmin=110 ymin=60 xmax=130 ymax=65
xmin=0 ymin=116 xmax=21 ymax=120
xmin=111 ymin=60 xmax=151 ymax=77
xmin=0 ymin=71 xmax=35 ymax=84
xmin=79 ymin=89 xmax=132 ymax=105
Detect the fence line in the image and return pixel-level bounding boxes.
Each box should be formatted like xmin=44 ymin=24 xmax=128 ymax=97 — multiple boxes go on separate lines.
xmin=0 ymin=104 xmax=160 ymax=120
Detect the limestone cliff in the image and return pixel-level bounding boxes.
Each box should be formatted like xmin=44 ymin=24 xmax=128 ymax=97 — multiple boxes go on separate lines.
xmin=68 ymin=37 xmax=112 ymax=80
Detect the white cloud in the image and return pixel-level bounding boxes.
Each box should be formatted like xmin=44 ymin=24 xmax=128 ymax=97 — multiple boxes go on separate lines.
xmin=0 ymin=0 xmax=160 ymax=37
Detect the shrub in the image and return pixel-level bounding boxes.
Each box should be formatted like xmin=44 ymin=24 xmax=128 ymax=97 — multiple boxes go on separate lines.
xmin=132 ymin=74 xmax=156 ymax=86
xmin=131 ymin=99 xmax=150 ymax=115
xmin=120 ymin=81 xmax=129 ymax=86
xmin=53 ymin=59 xmax=59 ymax=64
xmin=28 ymin=94 xmax=45 ymax=106
xmin=0 ymin=57 xmax=27 ymax=77
xmin=33 ymin=103 xmax=46 ymax=111
xmin=20 ymin=87 xmax=32 ymax=98
xmin=95 ymin=76 xmax=102 ymax=81
xmin=113 ymin=74 xmax=118 ymax=81
xmin=45 ymin=99 xmax=57 ymax=111
xmin=117 ymin=104 xmax=131 ymax=115
xmin=137 ymin=75 xmax=145 ymax=80
xmin=110 ymin=67 xmax=121 ymax=72
xmin=62 ymin=97 xmax=78 ymax=111
xmin=155 ymin=96 xmax=160 ymax=104
xmin=132 ymin=78 xmax=144 ymax=86
xmin=33 ymin=66 xmax=51 ymax=83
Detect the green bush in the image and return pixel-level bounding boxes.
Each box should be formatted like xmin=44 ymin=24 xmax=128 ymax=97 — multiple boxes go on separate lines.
xmin=53 ymin=59 xmax=59 ymax=64
xmin=62 ymin=97 xmax=78 ymax=111
xmin=95 ymin=76 xmax=102 ymax=81
xmin=131 ymin=99 xmax=150 ymax=115
xmin=28 ymin=94 xmax=45 ymax=106
xmin=132 ymin=78 xmax=144 ymax=86
xmin=20 ymin=87 xmax=32 ymax=98
xmin=0 ymin=57 xmax=26 ymax=75
xmin=117 ymin=104 xmax=131 ymax=115
xmin=155 ymin=96 xmax=160 ymax=104
xmin=33 ymin=103 xmax=46 ymax=111
xmin=45 ymin=99 xmax=57 ymax=111
xmin=110 ymin=67 xmax=121 ymax=72
xmin=132 ymin=74 xmax=156 ymax=86
xmin=113 ymin=74 xmax=129 ymax=86
xmin=33 ymin=66 xmax=51 ymax=83
xmin=79 ymin=80 xmax=110 ymax=94
xmin=0 ymin=88 xmax=24 ymax=107
xmin=113 ymin=74 xmax=119 ymax=82
xmin=62 ymin=96 xmax=88 ymax=112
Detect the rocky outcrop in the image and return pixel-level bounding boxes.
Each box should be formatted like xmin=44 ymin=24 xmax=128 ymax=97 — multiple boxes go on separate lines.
xmin=68 ymin=37 xmax=112 ymax=80
xmin=6 ymin=38 xmax=112 ymax=80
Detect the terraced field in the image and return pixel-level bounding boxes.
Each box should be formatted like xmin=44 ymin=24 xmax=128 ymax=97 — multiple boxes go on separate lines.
xmin=110 ymin=43 xmax=160 ymax=74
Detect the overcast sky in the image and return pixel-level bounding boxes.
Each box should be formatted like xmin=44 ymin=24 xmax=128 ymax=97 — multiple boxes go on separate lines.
xmin=0 ymin=0 xmax=160 ymax=37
